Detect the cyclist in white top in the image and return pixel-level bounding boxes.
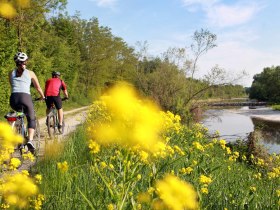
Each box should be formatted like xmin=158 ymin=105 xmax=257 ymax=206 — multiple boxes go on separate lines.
xmin=9 ymin=52 xmax=45 ymax=153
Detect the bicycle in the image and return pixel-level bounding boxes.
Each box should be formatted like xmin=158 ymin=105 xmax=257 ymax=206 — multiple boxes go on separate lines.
xmin=4 ymin=98 xmax=41 ymax=156
xmin=46 ymin=97 xmax=68 ymax=138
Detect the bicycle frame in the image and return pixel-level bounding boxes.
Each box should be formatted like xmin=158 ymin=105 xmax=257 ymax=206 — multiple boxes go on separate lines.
xmin=5 ymin=100 xmax=41 ymax=156
xmin=46 ymin=98 xmax=67 ymax=138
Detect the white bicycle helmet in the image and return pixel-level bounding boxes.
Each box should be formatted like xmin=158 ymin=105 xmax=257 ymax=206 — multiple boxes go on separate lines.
xmin=14 ymin=52 xmax=28 ymax=63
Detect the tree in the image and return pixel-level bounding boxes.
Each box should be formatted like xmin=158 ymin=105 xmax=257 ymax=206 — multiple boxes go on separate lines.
xmin=250 ymin=66 xmax=280 ymax=102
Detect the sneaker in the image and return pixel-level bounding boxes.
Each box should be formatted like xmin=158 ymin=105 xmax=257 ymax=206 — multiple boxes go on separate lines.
xmin=26 ymin=141 xmax=35 ymax=154
xmin=58 ymin=124 xmax=63 ymax=134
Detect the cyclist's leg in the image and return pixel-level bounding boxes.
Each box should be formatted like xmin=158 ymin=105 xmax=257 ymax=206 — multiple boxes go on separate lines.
xmin=23 ymin=94 xmax=36 ymax=153
xmin=53 ymin=96 xmax=63 ymax=126
xmin=45 ymin=97 xmax=53 ymax=124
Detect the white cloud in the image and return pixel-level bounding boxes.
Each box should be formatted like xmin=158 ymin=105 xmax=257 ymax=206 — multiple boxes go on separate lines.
xmin=182 ymin=0 xmax=264 ymax=27
xmin=197 ymin=40 xmax=279 ymax=86
xmin=206 ymin=3 xmax=262 ymax=27
xmin=92 ymin=0 xmax=117 ymax=8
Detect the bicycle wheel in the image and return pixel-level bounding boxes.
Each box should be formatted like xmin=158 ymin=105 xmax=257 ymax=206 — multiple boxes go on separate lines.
xmin=59 ymin=115 xmax=65 ymax=134
xmin=15 ymin=120 xmax=25 ymax=156
xmin=47 ymin=113 xmax=56 ymax=138
xmin=33 ymin=119 xmax=41 ymax=155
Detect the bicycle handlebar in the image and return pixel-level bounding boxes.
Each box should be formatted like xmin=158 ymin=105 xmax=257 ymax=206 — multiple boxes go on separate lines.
xmin=33 ymin=97 xmax=44 ymax=101
xmin=62 ymin=97 xmax=69 ymax=101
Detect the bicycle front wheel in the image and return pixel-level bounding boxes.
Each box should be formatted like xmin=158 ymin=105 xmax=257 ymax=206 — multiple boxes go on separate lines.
xmin=47 ymin=114 xmax=56 ymax=138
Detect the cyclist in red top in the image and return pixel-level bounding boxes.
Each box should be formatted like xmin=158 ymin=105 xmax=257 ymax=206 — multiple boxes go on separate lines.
xmin=45 ymin=71 xmax=69 ymax=131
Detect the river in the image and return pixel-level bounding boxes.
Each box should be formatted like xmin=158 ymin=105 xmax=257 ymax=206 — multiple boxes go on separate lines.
xmin=201 ymin=106 xmax=280 ymax=154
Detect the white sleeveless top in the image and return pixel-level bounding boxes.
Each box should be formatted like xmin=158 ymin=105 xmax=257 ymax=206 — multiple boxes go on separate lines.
xmin=10 ymin=69 xmax=31 ymax=94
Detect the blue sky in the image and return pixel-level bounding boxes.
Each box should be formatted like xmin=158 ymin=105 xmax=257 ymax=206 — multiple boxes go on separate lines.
xmin=66 ymin=0 xmax=280 ymax=87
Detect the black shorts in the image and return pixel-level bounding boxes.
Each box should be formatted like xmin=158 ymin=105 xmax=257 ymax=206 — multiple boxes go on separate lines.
xmin=10 ymin=93 xmax=36 ymax=129
xmin=45 ymin=96 xmax=62 ymax=110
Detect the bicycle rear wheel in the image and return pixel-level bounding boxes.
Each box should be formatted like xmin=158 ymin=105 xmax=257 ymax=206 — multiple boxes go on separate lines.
xmin=47 ymin=113 xmax=56 ymax=138
xmin=59 ymin=115 xmax=65 ymax=134
xmin=33 ymin=119 xmax=41 ymax=156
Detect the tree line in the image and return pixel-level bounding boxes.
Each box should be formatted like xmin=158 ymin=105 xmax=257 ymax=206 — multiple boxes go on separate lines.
xmin=0 ymin=0 xmax=246 ymax=121
xmin=249 ymin=66 xmax=280 ymax=103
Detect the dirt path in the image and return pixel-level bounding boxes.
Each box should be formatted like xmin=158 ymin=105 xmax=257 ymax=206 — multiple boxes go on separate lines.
xmin=17 ymin=106 xmax=89 ymax=171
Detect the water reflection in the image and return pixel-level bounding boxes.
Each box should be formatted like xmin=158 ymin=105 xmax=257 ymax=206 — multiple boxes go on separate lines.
xmin=251 ymin=118 xmax=280 ymax=153
xmin=201 ymin=107 xmax=280 ymax=154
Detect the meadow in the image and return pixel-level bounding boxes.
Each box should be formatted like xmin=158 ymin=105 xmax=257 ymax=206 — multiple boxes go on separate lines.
xmin=1 ymin=82 xmax=280 ymax=209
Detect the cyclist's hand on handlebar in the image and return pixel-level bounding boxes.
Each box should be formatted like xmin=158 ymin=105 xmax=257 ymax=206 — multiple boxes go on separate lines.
xmin=34 ymin=96 xmax=45 ymax=101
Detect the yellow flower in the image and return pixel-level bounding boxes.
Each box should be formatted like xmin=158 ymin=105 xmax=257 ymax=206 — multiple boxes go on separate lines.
xmin=88 ymin=82 xmax=165 ymax=153
xmin=219 ymin=139 xmax=227 ymax=149
xmin=139 ymin=150 xmax=149 ymax=163
xmin=137 ymin=192 xmax=151 ymax=203
xmin=9 ymin=158 xmax=21 ymax=170
xmin=89 ymin=140 xmax=100 ymax=154
xmin=192 ymin=141 xmax=204 ymax=151
xmin=155 ymin=174 xmax=198 ymax=210
xmin=35 ymin=174 xmax=42 ymax=184
xmin=250 ymin=186 xmax=256 ymax=192
xmin=21 ymin=170 xmax=29 ymax=176
xmin=137 ymin=174 xmax=142 ymax=180
xmin=276 ymin=189 xmax=280 ymax=197
xmin=100 ymin=162 xmax=107 ymax=169
xmin=22 ymin=152 xmax=35 ymax=162
xmin=107 ymin=203 xmax=114 ymax=210
xmin=57 ymin=161 xmax=69 ymax=172
xmin=201 ymin=187 xmax=209 ymax=194
xmin=0 ymin=2 xmax=17 ymax=19
xmin=0 ymin=173 xmax=38 ymax=208
xmin=109 ymin=164 xmax=114 ymax=169
xmin=199 ymin=175 xmax=212 ymax=185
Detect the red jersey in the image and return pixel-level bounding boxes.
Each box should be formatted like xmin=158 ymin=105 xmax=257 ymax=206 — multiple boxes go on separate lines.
xmin=45 ymin=78 xmax=67 ymax=96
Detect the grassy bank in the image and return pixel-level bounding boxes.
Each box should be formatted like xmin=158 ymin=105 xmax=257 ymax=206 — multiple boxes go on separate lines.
xmin=34 ymin=107 xmax=280 ymax=209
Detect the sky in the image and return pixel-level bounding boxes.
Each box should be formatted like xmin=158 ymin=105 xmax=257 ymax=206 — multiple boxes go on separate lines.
xmin=66 ymin=0 xmax=280 ymax=87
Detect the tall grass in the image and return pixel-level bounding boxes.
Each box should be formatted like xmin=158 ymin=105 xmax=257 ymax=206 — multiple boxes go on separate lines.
xmin=34 ymin=124 xmax=280 ymax=209
xmin=34 ymin=83 xmax=280 ymax=210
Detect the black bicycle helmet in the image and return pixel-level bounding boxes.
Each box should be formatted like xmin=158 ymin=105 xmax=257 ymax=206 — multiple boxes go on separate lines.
xmin=52 ymin=71 xmax=61 ymax=77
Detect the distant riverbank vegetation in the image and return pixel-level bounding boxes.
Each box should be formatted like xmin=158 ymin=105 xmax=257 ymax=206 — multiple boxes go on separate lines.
xmin=0 ymin=0 xmax=248 ymax=122
xmin=249 ymin=66 xmax=280 ymax=103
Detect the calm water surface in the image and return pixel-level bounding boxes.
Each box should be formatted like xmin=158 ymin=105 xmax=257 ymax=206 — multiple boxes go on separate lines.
xmin=201 ymin=106 xmax=280 ymax=154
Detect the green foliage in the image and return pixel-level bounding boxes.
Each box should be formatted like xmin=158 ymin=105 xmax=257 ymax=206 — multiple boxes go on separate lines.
xmin=250 ymin=66 xmax=280 ymax=102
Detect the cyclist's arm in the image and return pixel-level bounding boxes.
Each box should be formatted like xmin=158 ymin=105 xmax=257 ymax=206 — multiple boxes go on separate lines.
xmin=61 ymin=80 xmax=69 ymax=98
xmin=29 ymin=70 xmax=45 ymax=99
xmin=63 ymin=89 xmax=69 ymax=99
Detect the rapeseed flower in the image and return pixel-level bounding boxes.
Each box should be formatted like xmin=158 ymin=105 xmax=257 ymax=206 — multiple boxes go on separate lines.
xmin=199 ymin=175 xmax=212 ymax=185
xmin=276 ymin=189 xmax=280 ymax=197
xmin=89 ymin=139 xmax=100 ymax=154
xmin=0 ymin=173 xmax=38 ymax=208
xmin=155 ymin=174 xmax=198 ymax=210
xmin=87 ymin=82 xmax=165 ymax=153
xmin=57 ymin=161 xmax=69 ymax=172
xmin=35 ymin=174 xmax=42 ymax=184
xmin=201 ymin=187 xmax=208 ymax=194
xmin=107 ymin=203 xmax=114 ymax=210
xmin=192 ymin=141 xmax=204 ymax=151
xmin=9 ymin=158 xmax=21 ymax=170
xmin=219 ymin=139 xmax=227 ymax=149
